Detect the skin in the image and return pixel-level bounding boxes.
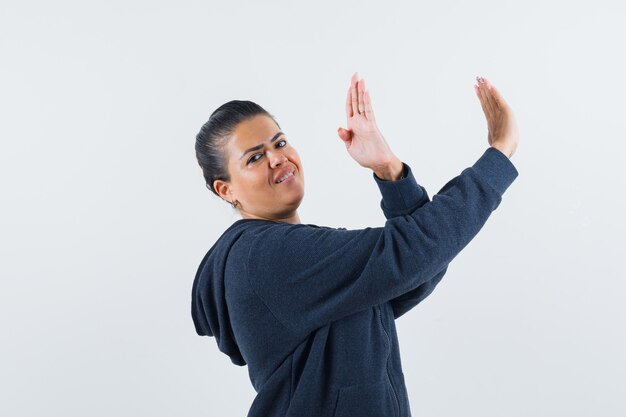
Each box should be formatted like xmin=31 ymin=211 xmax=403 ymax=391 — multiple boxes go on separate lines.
xmin=213 ymin=114 xmax=305 ymax=224
xmin=214 ymin=72 xmax=519 ymax=225
xmin=337 ymin=72 xmax=404 ymax=181
xmin=473 ymin=75 xmax=520 ymax=158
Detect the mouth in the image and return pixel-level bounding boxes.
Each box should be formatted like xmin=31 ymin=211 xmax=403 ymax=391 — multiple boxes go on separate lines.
xmin=275 ymin=169 xmax=295 ymax=184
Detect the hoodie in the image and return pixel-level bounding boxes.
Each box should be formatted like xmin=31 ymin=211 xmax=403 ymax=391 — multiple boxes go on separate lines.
xmin=191 ymin=146 xmax=519 ymax=417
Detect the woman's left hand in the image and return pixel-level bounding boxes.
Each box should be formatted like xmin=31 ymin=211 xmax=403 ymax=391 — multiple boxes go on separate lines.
xmin=337 ymin=73 xmax=397 ymax=171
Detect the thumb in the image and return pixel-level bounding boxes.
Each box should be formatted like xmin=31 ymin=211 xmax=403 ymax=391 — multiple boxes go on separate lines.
xmin=337 ymin=127 xmax=352 ymax=144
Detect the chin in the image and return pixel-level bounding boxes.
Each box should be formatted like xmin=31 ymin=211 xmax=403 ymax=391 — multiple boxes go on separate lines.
xmin=286 ymin=189 xmax=305 ymax=206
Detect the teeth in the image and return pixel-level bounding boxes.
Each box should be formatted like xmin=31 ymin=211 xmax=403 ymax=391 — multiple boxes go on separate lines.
xmin=277 ymin=171 xmax=294 ymax=183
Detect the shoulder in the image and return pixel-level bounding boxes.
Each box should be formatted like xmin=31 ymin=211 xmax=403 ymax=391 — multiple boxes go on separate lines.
xmin=235 ymin=221 xmax=355 ymax=267
xmin=234 ymin=219 xmax=346 ymax=239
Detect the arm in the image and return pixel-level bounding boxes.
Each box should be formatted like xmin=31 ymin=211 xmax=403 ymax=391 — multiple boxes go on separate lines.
xmin=245 ymin=147 xmax=518 ymax=336
xmin=372 ymin=163 xmax=450 ymax=320
xmin=383 ymin=74 xmax=522 ymax=320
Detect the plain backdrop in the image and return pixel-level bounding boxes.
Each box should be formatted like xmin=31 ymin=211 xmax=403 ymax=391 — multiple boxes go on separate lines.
xmin=1 ymin=0 xmax=625 ymax=416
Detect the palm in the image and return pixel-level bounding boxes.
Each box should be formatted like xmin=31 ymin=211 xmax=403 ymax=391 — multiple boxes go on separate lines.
xmin=338 ymin=73 xmax=394 ymax=170
xmin=474 ymin=76 xmax=520 ymax=158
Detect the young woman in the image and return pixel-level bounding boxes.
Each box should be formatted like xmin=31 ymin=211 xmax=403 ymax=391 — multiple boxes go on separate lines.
xmin=192 ymin=73 xmax=520 ymax=417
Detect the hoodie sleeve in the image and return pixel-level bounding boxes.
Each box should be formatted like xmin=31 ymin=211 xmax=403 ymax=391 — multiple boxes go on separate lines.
xmin=372 ymin=164 xmax=449 ymax=320
xmin=245 ymin=147 xmax=518 ymax=336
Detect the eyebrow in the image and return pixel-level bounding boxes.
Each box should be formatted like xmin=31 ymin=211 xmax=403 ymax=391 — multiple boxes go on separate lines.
xmin=239 ymin=131 xmax=285 ymax=160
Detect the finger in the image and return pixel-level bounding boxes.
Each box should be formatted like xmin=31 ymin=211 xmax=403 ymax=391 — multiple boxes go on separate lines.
xmin=364 ymin=87 xmax=375 ymax=122
xmin=345 ymin=85 xmax=353 ymax=118
xmin=481 ymin=84 xmax=495 ymax=117
xmin=487 ymin=81 xmax=509 ymax=110
xmin=474 ymin=84 xmax=481 ymax=101
xmin=351 ymin=72 xmax=359 ymax=118
xmin=477 ymin=80 xmax=494 ymax=118
xmin=337 ymin=127 xmax=348 ymax=142
xmin=475 ymin=83 xmax=491 ymax=119
xmin=337 ymin=128 xmax=352 ymax=147
xmin=357 ymin=78 xmax=365 ymax=115
xmin=483 ymin=78 xmax=500 ymax=116
xmin=481 ymin=77 xmax=499 ymax=113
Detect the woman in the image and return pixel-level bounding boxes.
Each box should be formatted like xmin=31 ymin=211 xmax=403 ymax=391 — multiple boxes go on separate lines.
xmin=191 ymin=73 xmax=519 ymax=417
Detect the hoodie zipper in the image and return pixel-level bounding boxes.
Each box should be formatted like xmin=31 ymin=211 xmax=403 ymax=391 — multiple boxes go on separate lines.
xmin=377 ymin=305 xmax=399 ymax=417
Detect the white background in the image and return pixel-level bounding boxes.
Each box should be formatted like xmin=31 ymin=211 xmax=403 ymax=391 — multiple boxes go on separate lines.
xmin=1 ymin=0 xmax=625 ymax=416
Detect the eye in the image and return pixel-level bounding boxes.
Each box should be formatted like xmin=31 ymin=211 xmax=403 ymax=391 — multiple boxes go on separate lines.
xmin=247 ymin=139 xmax=288 ymax=165
xmin=247 ymin=154 xmax=262 ymax=164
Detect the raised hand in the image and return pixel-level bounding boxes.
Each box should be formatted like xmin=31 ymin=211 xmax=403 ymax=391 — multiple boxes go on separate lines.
xmin=337 ymin=72 xmax=399 ymax=172
xmin=474 ymin=76 xmax=520 ymax=159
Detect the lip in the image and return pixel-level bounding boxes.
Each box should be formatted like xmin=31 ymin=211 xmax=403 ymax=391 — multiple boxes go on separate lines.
xmin=274 ymin=167 xmax=296 ymax=184
xmin=276 ymin=171 xmax=295 ymax=185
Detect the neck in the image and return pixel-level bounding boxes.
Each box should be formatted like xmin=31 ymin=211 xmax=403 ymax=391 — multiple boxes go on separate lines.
xmin=240 ymin=210 xmax=301 ymax=225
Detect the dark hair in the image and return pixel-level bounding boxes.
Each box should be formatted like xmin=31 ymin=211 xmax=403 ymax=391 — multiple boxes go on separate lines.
xmin=195 ymin=100 xmax=281 ymax=199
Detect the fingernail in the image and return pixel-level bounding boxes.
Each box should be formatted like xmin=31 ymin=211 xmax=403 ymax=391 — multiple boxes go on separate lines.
xmin=476 ymin=76 xmax=485 ymax=84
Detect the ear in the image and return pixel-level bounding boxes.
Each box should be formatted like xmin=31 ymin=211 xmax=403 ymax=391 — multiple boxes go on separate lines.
xmin=213 ymin=179 xmax=233 ymax=202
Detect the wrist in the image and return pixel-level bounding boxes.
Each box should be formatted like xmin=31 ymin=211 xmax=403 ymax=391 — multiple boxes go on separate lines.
xmin=491 ymin=143 xmax=513 ymax=159
xmin=373 ymin=157 xmax=404 ymax=181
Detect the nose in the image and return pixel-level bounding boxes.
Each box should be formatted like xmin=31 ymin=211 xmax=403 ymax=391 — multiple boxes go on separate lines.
xmin=268 ymin=150 xmax=288 ymax=167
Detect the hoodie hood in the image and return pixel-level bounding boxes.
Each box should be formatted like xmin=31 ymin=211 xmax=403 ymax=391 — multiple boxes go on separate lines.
xmin=191 ymin=219 xmax=252 ymax=366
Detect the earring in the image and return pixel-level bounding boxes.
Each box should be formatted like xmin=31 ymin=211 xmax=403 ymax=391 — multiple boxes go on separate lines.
xmin=230 ymin=199 xmax=239 ymax=209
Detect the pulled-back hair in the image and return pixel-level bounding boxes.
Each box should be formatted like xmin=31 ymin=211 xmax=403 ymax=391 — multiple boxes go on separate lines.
xmin=195 ymin=100 xmax=280 ymax=199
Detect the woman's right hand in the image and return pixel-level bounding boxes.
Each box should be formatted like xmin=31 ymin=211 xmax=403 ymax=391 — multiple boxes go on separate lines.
xmin=337 ymin=73 xmax=400 ymax=173
xmin=474 ymin=76 xmax=520 ymax=159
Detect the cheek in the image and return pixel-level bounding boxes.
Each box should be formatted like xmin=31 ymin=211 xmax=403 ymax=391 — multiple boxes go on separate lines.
xmin=244 ymin=169 xmax=273 ymax=188
xmin=234 ymin=169 xmax=267 ymax=192
xmin=288 ymin=149 xmax=301 ymax=164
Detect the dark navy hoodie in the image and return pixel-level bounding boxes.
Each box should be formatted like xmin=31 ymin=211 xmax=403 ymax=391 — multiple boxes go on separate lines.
xmin=191 ymin=146 xmax=518 ymax=417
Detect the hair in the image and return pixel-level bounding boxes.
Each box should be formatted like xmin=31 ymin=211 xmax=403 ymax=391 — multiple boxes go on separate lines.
xmin=195 ymin=100 xmax=280 ymax=201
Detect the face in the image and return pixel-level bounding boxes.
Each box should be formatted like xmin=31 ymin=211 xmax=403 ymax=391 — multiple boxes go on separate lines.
xmin=214 ymin=114 xmax=305 ymax=223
